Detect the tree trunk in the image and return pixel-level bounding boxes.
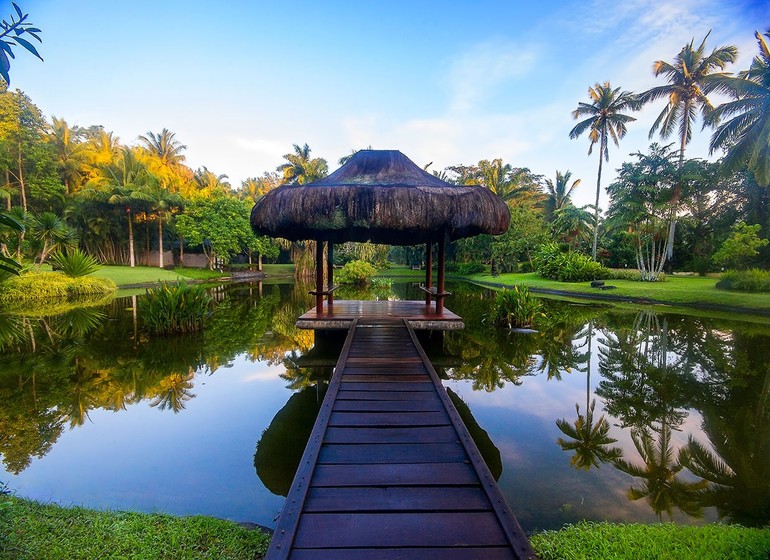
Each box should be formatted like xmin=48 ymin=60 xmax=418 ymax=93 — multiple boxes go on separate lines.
xmin=258 ymin=252 xmax=263 ymax=272
xmin=17 ymin=141 xmax=26 ymax=212
xmin=592 ymin=144 xmax=604 ymax=261
xmin=157 ymin=212 xmax=164 ymax=268
xmin=127 ymin=210 xmax=135 ymax=267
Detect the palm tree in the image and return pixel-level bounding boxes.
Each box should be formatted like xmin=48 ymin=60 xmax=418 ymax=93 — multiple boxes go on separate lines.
xmin=543 ymin=170 xmax=581 ymax=221
xmin=557 ymin=400 xmax=622 ymax=470
xmin=48 ymin=117 xmax=86 ymax=195
xmin=277 ymin=143 xmax=328 ymax=185
xmin=29 ymin=211 xmax=75 ymax=269
xmin=570 ymin=82 xmax=638 ymax=260
xmin=551 ymin=204 xmax=594 ymax=251
xmin=138 ymin=183 xmax=183 ymax=268
xmin=82 ymin=147 xmax=153 ymax=267
xmin=707 ymin=30 xmax=770 ymax=186
xmin=138 ymin=128 xmax=188 ymax=190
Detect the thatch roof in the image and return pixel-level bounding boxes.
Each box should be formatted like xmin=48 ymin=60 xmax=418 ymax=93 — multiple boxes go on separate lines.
xmin=251 ymin=150 xmax=510 ymax=245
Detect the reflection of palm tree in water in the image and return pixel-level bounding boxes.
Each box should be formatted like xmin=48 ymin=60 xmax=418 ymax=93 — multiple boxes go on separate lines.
xmin=557 ymin=322 xmax=622 ymax=470
xmin=149 ymin=371 xmax=195 ymax=413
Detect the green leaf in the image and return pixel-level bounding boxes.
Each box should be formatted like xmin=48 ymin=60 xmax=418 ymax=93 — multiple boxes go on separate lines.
xmin=12 ymin=3 xmax=22 ymax=19
xmin=0 ymin=49 xmax=10 ymax=84
xmin=13 ymin=36 xmax=43 ymax=61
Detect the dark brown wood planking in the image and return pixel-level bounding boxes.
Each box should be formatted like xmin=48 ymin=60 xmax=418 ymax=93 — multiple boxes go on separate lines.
xmin=265 ymin=319 xmax=537 ymax=560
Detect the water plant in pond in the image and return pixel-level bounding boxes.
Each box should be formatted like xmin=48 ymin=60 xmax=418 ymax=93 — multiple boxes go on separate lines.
xmin=49 ymin=248 xmax=101 ymax=277
xmin=138 ymin=281 xmax=212 ymax=335
xmin=491 ymin=285 xmax=542 ymax=329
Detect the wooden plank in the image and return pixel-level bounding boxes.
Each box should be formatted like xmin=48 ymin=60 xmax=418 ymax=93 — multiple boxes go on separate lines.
xmin=329 ymin=411 xmax=450 ymax=427
xmin=303 ymin=486 xmax=491 ymax=512
xmin=311 ymin=463 xmax=478 ymax=487
xmin=318 ymin=442 xmax=467 ymax=464
xmin=324 ymin=425 xmax=458 ymax=444
xmin=342 ymin=375 xmax=432 ymax=383
xmin=293 ymin=512 xmax=509 ymax=548
xmin=336 ymin=390 xmax=437 ymax=401
xmin=333 ymin=399 xmax=443 ymax=412
xmin=290 ymin=548 xmax=517 ymax=560
xmin=339 ymin=381 xmax=435 ymax=392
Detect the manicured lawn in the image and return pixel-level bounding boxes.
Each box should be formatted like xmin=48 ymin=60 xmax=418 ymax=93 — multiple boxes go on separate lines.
xmin=261 ymin=263 xmax=296 ymax=278
xmin=376 ymin=266 xmax=428 ymax=279
xmin=0 ymin=496 xmax=270 ymax=560
xmin=92 ymin=266 xmax=226 ymax=286
xmin=530 ymin=521 xmax=770 ymax=560
xmin=467 ymin=272 xmax=770 ymax=314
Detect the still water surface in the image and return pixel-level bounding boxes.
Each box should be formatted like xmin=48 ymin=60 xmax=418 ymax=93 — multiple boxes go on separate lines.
xmin=1 ymin=281 xmax=768 ymax=531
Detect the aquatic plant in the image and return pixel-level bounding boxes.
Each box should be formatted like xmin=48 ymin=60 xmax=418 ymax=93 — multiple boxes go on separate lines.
xmin=491 ymin=285 xmax=542 ymax=329
xmin=139 ymin=281 xmax=212 ymax=335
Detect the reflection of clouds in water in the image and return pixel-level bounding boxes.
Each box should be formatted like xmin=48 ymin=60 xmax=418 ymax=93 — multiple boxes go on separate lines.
xmin=239 ymin=363 xmax=285 ymax=383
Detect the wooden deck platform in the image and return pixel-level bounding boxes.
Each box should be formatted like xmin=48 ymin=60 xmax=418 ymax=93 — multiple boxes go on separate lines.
xmin=266 ymin=320 xmax=536 ymax=560
xmin=296 ymin=300 xmax=464 ymax=331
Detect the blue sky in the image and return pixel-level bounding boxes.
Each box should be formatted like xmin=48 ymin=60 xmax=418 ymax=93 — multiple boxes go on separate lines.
xmin=10 ymin=0 xmax=768 ymax=208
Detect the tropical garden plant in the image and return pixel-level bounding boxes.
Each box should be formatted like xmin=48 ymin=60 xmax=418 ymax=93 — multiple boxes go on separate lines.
xmin=49 ymin=247 xmax=101 ymax=277
xmin=337 ymin=259 xmax=377 ymax=286
xmin=533 ymin=243 xmax=611 ymax=282
xmin=491 ymin=285 xmax=542 ymax=329
xmin=138 ymin=281 xmax=212 ymax=335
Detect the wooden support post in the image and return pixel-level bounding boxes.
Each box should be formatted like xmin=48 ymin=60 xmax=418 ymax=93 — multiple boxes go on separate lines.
xmin=315 ymin=240 xmax=324 ymax=315
xmin=437 ymin=235 xmax=446 ymax=315
xmin=425 ymin=242 xmax=433 ymax=305
xmin=327 ymin=242 xmax=334 ymax=308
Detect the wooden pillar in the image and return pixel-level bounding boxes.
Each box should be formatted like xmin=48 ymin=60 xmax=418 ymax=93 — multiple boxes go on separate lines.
xmin=424 ymin=242 xmax=433 ymax=305
xmin=437 ymin=235 xmax=446 ymax=315
xmin=315 ymin=240 xmax=324 ymax=315
xmin=327 ymin=242 xmax=334 ymax=308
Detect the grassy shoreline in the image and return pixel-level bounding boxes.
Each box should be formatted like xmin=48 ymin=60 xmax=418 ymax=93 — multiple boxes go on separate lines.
xmin=3 ymin=496 xmax=769 ymax=560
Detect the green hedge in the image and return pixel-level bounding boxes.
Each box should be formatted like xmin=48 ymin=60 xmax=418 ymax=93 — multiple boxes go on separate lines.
xmin=534 ymin=244 xmax=610 ymax=283
xmin=0 ymin=272 xmax=116 ymax=303
xmin=716 ymin=269 xmax=770 ymax=293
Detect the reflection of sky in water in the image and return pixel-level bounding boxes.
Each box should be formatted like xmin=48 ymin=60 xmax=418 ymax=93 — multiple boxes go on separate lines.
xmin=4 ymin=355 xmax=292 ymax=528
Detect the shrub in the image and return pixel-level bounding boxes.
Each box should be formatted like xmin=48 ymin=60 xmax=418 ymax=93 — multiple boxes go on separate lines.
xmin=456 ymin=262 xmax=486 ymax=275
xmin=139 ymin=281 xmax=213 ymax=335
xmin=534 ymin=243 xmax=610 ymax=282
xmin=716 ymin=269 xmax=770 ymax=293
xmin=337 ymin=260 xmax=377 ymax=286
xmin=492 ymin=286 xmax=542 ymax=329
xmin=0 ymin=271 xmax=115 ymax=304
xmin=49 ymin=248 xmax=102 ymax=277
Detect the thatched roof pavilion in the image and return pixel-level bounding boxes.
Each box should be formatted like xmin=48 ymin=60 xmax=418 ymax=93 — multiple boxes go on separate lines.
xmin=251 ymin=150 xmax=510 ymax=316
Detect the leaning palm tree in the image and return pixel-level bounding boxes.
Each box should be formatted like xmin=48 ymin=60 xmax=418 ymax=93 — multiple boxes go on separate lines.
xmin=544 ymin=170 xmax=581 ymax=221
xmin=570 ymin=82 xmax=638 ymax=260
xmin=707 ymin=30 xmax=770 ymax=186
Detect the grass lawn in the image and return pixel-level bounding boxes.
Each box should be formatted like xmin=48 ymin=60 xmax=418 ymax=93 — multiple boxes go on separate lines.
xmin=3 ymin=496 xmax=768 ymax=560
xmin=466 ymin=272 xmax=770 ymax=315
xmin=92 ymin=266 xmax=226 ymax=287
xmin=376 ymin=266 xmax=428 ymax=279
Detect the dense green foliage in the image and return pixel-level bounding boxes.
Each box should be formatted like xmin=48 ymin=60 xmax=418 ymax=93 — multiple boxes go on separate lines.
xmin=717 ymin=269 xmax=770 ymax=293
xmin=0 ymin=271 xmax=115 ymax=303
xmin=337 ymin=259 xmax=377 ymax=286
xmin=530 ymin=522 xmax=770 ymax=560
xmin=138 ymin=282 xmax=212 ymax=335
xmin=491 ymin=285 xmax=542 ymax=328
xmin=534 ymin=243 xmax=611 ymax=282
xmin=712 ymin=222 xmax=769 ymax=270
xmin=49 ymin=248 xmax=101 ymax=277
xmin=0 ymin=496 xmax=270 ymax=560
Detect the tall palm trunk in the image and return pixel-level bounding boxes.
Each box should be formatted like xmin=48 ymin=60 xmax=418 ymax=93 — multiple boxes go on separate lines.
xmin=592 ymin=140 xmax=604 ymax=261
xmin=17 ymin=141 xmax=26 ymax=212
xmin=157 ymin=212 xmax=164 ymax=268
xmin=127 ymin=210 xmax=135 ymax=268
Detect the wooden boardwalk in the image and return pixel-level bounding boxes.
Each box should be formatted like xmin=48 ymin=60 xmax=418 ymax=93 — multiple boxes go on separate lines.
xmin=266 ymin=319 xmax=536 ymax=560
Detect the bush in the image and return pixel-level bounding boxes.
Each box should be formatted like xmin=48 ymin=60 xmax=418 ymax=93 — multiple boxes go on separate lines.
xmin=534 ymin=243 xmax=610 ymax=282
xmin=491 ymin=286 xmax=542 ymax=329
xmin=0 ymin=271 xmax=115 ymax=304
xmin=716 ymin=269 xmax=770 ymax=293
xmin=139 ymin=281 xmax=213 ymax=335
xmin=456 ymin=262 xmax=486 ymax=275
xmin=337 ymin=260 xmax=377 ymax=286
xmin=49 ymin=248 xmax=102 ymax=277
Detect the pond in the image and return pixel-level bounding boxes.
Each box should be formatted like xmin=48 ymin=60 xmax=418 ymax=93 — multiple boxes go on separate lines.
xmin=0 ymin=280 xmax=768 ymax=532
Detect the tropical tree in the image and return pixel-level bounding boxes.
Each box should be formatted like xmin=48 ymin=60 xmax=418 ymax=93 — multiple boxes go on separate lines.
xmin=707 ymin=30 xmax=770 ymax=186
xmin=638 ymin=32 xmax=737 ymax=270
xmin=0 ymin=3 xmax=43 ymax=85
xmin=192 ymin=166 xmax=230 ymax=197
xmin=81 ymin=147 xmax=153 ymax=267
xmin=543 ymin=170 xmax=581 ymax=221
xmin=557 ymin=400 xmax=622 ymax=470
xmin=137 ymin=183 xmax=183 ymax=268
xmin=551 ymin=204 xmax=594 ymax=251
xmin=570 ymin=82 xmax=638 ymax=260
xmin=29 ymin=211 xmax=75 ymax=268
xmin=138 ymin=128 xmax=187 ymax=189
xmin=277 ymin=143 xmax=328 ymax=185
xmin=238 ymin=172 xmax=281 ymax=202
xmin=47 ymin=116 xmax=86 ymax=194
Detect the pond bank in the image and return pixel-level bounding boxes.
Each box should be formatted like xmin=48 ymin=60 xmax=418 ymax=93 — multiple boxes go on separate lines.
xmin=3 ymin=496 xmax=768 ymax=560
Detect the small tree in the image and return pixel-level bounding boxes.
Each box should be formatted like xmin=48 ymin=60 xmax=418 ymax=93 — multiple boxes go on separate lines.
xmin=712 ymin=222 xmax=769 ymax=270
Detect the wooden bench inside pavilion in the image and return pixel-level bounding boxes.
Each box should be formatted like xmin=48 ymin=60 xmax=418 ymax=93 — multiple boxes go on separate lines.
xmin=251 ymin=150 xmax=536 ymax=559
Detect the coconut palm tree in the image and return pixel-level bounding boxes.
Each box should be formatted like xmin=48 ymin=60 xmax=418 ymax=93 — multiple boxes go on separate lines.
xmin=47 ymin=117 xmax=86 ymax=195
xmin=139 ymin=128 xmax=188 ymax=190
xmin=137 ymin=183 xmax=183 ymax=268
xmin=29 ymin=211 xmax=75 ymax=269
xmin=557 ymin=400 xmax=622 ymax=470
xmin=570 ymin=82 xmax=638 ymax=260
xmin=278 ymin=143 xmax=328 ymax=185
xmin=544 ymin=170 xmax=581 ymax=221
xmin=707 ymin=30 xmax=770 ymax=186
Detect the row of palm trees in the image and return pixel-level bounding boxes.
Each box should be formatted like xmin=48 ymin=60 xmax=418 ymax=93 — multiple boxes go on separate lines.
xmin=571 ymin=29 xmax=770 ymax=264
